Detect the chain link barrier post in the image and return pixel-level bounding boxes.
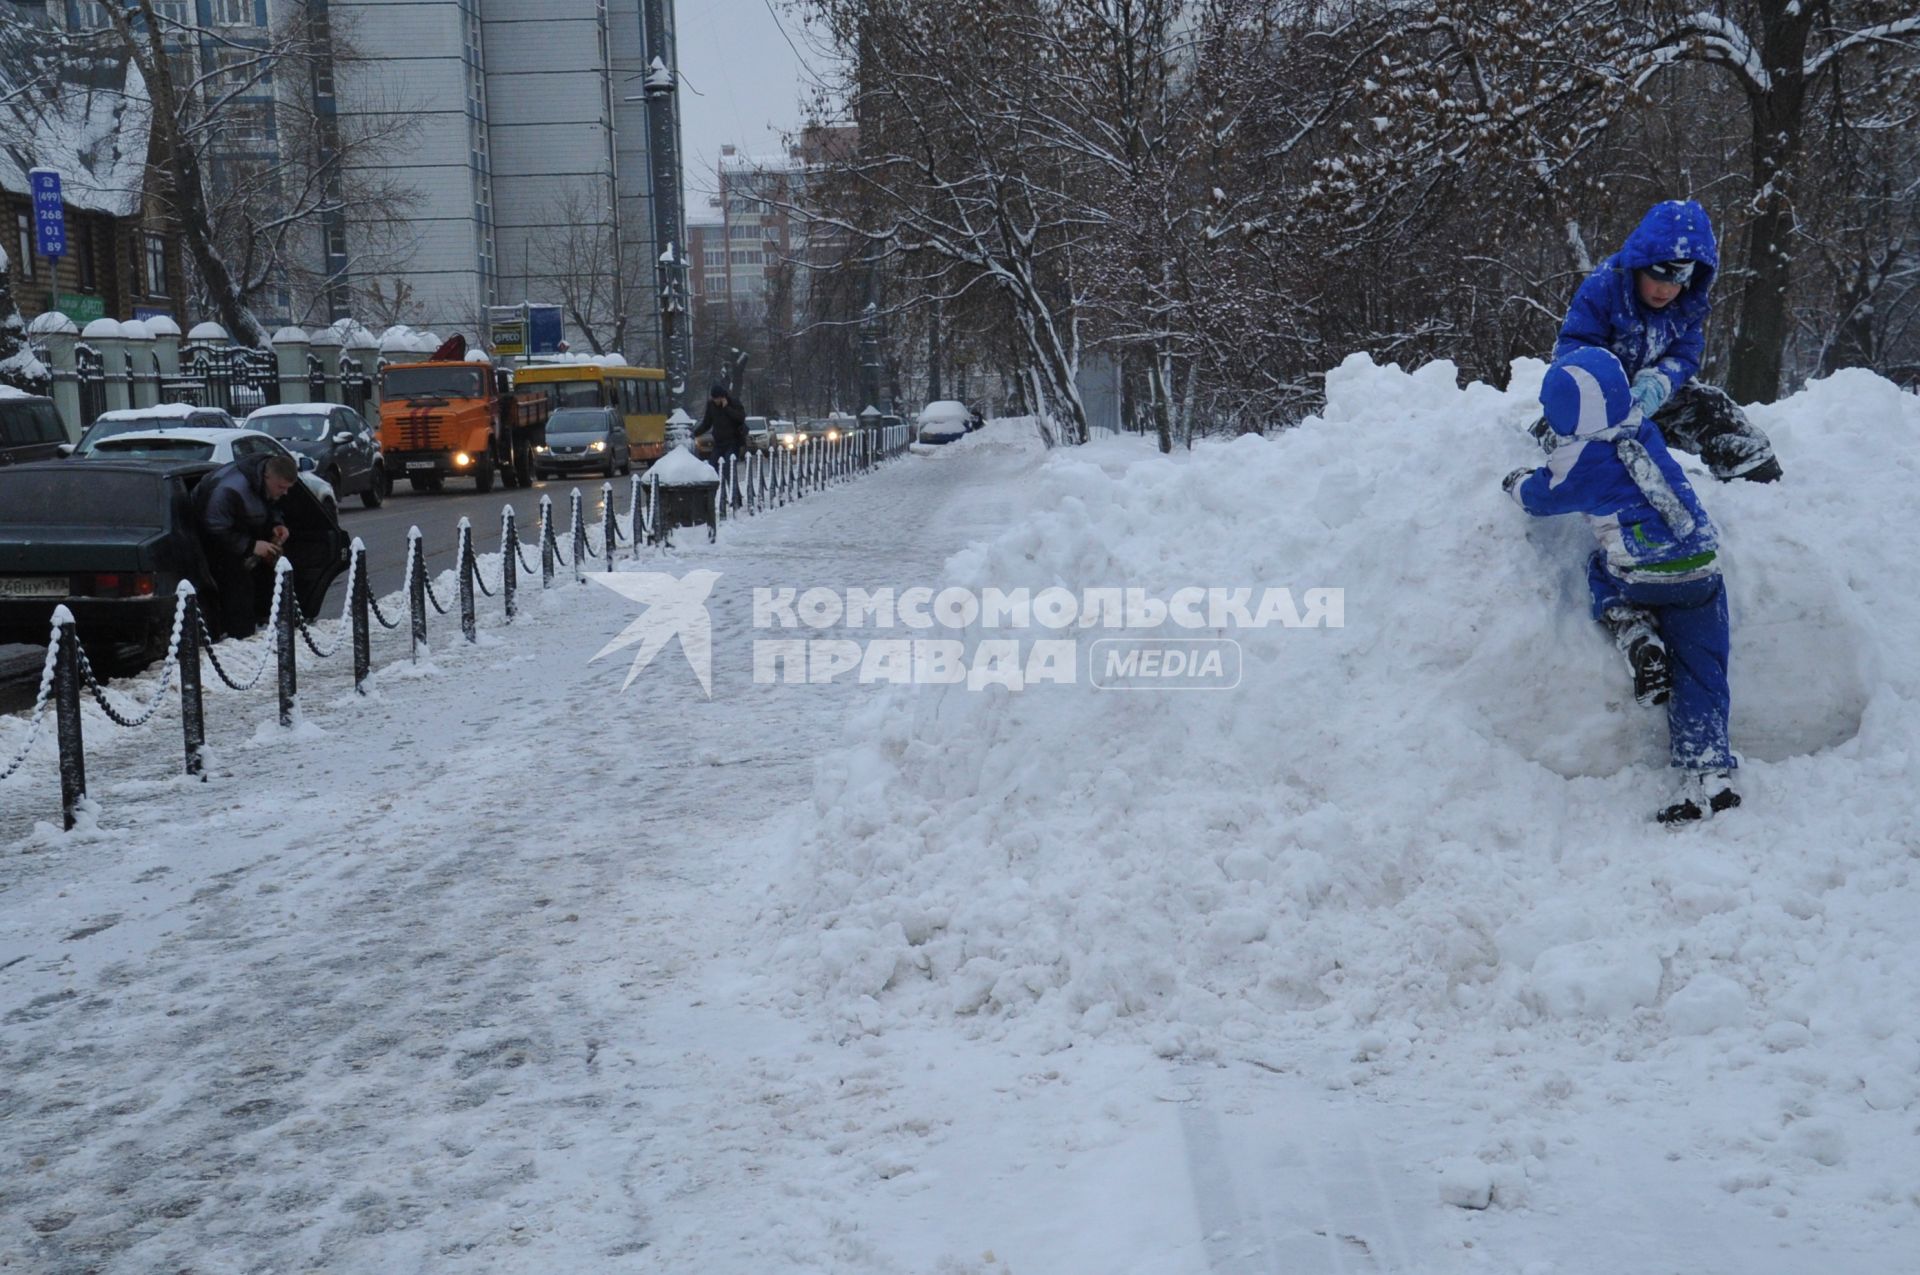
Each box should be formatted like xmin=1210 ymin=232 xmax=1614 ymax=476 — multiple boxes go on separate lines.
xmin=53 ymin=609 xmax=86 ymax=830
xmin=408 ymin=527 xmax=427 ymax=661
xmin=569 ymin=488 xmax=587 ymax=584
xmin=350 ymin=540 xmax=371 ymax=692
xmin=601 ymin=482 xmax=617 ymax=571
xmin=457 ymin=518 xmax=477 ymax=643
xmin=501 ymin=507 xmax=518 ymax=621
xmin=179 ymin=584 xmax=206 ymax=776
xmin=275 ymin=559 xmax=297 ymax=728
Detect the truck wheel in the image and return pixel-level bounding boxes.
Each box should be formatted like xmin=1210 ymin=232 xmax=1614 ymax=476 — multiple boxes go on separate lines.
xmin=513 ymin=438 xmax=535 ymax=489
xmin=473 ymin=454 xmax=496 ymax=494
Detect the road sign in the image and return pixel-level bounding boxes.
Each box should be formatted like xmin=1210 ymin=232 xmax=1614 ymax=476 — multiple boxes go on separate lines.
xmin=28 ymin=169 xmax=65 ymax=259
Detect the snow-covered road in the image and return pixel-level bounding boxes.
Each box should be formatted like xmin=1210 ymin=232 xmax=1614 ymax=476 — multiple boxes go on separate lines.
xmin=3 ymin=403 xmax=1915 ymax=1275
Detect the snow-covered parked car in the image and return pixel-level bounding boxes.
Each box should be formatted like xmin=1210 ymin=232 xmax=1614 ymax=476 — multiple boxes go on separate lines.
xmin=73 ymin=427 xmax=344 ymax=516
xmin=916 ymin=400 xmax=971 ymax=444
xmin=73 ymin=403 xmax=237 ymax=453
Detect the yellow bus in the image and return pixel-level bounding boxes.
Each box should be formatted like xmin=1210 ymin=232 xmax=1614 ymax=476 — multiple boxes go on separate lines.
xmin=513 ymin=361 xmax=673 ymax=465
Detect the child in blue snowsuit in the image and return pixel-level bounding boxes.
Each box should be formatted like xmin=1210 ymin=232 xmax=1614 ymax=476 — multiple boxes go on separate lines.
xmin=1553 ymin=199 xmax=1781 ymax=484
xmin=1505 ymin=346 xmax=1740 ymax=824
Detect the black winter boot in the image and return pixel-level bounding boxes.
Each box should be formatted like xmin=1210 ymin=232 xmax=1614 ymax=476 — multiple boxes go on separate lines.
xmin=1657 ymin=769 xmax=1742 ymax=825
xmin=1602 ymin=607 xmax=1672 ymax=707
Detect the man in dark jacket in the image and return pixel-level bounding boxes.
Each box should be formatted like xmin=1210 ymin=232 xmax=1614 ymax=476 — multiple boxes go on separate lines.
xmin=696 ymin=383 xmax=747 ymax=506
xmin=193 ymin=452 xmax=296 ymax=640
xmin=1552 ymin=200 xmax=1781 ymax=483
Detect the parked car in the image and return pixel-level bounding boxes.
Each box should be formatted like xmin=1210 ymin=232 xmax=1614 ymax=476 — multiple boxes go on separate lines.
xmin=73 ymin=427 xmax=343 ymax=517
xmin=74 ymin=404 xmax=238 ymax=453
xmin=0 ymin=390 xmax=69 ymax=467
xmin=917 ymin=400 xmax=971 ymax=445
xmin=245 ymin=402 xmax=388 ymax=507
xmin=0 ymin=459 xmax=348 ymax=670
xmin=533 ymin=406 xmax=631 ymax=479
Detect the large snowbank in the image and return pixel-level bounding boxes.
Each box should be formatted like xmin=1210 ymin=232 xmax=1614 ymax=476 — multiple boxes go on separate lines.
xmin=766 ymin=356 xmax=1920 ymax=1210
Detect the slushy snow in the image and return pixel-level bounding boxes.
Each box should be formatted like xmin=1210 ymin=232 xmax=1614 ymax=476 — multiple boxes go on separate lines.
xmin=2 ymin=357 xmax=1916 ymax=1273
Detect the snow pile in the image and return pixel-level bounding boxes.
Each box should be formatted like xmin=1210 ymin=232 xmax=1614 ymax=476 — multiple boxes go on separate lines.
xmin=767 ymin=356 xmax=1920 ymax=1152
xmin=644 ymin=445 xmax=719 ymax=486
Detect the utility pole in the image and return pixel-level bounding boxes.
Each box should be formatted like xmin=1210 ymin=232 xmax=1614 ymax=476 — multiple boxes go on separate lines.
xmin=636 ymin=0 xmax=690 ymax=402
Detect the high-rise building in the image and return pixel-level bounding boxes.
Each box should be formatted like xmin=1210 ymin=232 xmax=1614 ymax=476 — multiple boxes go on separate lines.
xmin=334 ymin=0 xmax=680 ymax=364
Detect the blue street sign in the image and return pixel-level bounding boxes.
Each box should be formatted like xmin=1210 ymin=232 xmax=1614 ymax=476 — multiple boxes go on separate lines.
xmin=29 ymin=169 xmax=65 ymax=259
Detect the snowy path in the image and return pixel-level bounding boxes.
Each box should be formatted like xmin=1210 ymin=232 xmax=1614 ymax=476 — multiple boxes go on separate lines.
xmin=3 ymin=419 xmax=1915 ymax=1274
xmin=0 ymin=449 xmax=1026 ymax=1272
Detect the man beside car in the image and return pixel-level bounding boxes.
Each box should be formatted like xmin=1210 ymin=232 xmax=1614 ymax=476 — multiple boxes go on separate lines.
xmin=193 ymin=452 xmax=297 ymax=641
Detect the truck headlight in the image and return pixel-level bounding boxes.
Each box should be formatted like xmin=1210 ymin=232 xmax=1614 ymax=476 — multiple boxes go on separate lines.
xmin=533 ymin=444 xmax=549 ymax=454
xmin=453 ymin=452 xmax=471 ymax=467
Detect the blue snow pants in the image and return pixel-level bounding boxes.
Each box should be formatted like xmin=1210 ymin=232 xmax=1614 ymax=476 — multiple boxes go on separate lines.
xmin=1587 ymin=552 xmax=1734 ymax=771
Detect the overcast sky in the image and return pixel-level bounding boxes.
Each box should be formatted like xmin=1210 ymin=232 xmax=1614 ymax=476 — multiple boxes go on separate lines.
xmin=674 ymin=0 xmax=825 ymax=219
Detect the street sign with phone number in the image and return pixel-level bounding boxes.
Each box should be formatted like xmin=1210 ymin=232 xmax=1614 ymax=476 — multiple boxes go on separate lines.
xmin=28 ymin=169 xmax=65 ymax=259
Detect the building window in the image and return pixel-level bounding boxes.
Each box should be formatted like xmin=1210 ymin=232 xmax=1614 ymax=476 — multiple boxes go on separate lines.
xmin=212 ymin=0 xmax=255 ymax=26
xmin=14 ymin=212 xmax=35 ymax=281
xmin=145 ymin=234 xmax=169 ymax=297
xmin=74 ymin=1 xmax=111 ymax=29
xmin=77 ymin=226 xmax=97 ymax=291
xmin=153 ymin=1 xmax=188 ymax=26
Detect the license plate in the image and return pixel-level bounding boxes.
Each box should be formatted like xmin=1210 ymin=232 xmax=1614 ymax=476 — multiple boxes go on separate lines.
xmin=406 ymin=460 xmax=437 ymax=470
xmin=0 ymin=576 xmax=70 ymax=599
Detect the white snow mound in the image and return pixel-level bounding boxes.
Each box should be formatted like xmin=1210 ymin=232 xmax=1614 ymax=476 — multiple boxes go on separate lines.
xmin=766 ymin=355 xmax=1920 ymax=1093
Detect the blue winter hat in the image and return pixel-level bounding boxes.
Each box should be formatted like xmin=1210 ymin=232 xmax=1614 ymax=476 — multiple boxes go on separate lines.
xmin=1540 ymin=347 xmax=1633 ymax=437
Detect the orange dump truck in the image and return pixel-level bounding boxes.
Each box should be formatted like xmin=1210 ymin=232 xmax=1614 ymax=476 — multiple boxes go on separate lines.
xmin=379 ymin=336 xmax=553 ymax=492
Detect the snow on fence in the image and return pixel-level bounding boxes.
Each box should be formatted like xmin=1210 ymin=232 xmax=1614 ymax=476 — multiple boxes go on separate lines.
xmin=1 ymin=424 xmax=915 ymax=830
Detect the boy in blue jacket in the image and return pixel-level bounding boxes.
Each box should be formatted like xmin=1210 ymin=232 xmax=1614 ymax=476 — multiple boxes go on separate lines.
xmin=1505 ymin=346 xmax=1740 ymax=824
xmin=1552 ymin=200 xmax=1781 ymax=484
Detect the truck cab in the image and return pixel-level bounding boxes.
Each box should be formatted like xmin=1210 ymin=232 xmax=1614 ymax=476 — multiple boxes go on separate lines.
xmin=379 ymin=354 xmax=551 ymax=492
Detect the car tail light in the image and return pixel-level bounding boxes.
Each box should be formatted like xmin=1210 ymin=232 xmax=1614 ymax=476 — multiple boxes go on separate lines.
xmin=78 ymin=572 xmax=156 ymax=598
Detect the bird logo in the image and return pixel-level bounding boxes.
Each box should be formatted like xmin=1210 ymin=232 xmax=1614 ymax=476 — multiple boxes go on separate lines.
xmin=585 ymin=569 xmax=721 ymax=696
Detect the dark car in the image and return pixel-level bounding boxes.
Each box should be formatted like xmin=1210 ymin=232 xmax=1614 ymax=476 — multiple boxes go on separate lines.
xmin=245 ymin=403 xmax=388 ymax=507
xmin=0 ymin=392 xmax=69 ymax=467
xmin=0 ymin=460 xmax=348 ymax=669
xmin=533 ymin=406 xmax=631 ymax=479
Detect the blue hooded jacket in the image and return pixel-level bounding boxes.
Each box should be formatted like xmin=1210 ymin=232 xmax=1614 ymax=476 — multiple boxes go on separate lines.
xmin=1554 ymin=201 xmax=1719 ymax=400
xmin=1511 ymin=347 xmax=1719 ymax=580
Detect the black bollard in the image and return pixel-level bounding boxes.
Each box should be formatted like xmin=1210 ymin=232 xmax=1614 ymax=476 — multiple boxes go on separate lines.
xmin=408 ymin=529 xmax=427 ymax=661
xmin=540 ymin=497 xmax=556 ymax=588
xmin=54 ymin=612 xmax=86 ymax=830
xmin=276 ymin=563 xmax=297 ymax=728
xmin=502 ymin=508 xmax=519 ymax=622
xmin=569 ymin=488 xmax=586 ymax=583
xmin=350 ymin=541 xmax=371 ymax=692
xmin=458 ymin=519 xmax=477 ymax=643
xmin=179 ymin=588 xmax=206 ymax=776
xmin=602 ymin=482 xmax=616 ymax=570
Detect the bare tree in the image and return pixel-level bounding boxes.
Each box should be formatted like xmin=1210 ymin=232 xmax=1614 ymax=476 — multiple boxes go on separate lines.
xmin=526 ymin=181 xmax=635 ymax=356
xmin=2 ymin=1 xmax=420 ymax=345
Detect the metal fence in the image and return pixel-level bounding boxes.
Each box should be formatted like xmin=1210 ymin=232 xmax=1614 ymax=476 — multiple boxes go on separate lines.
xmin=2 ymin=422 xmax=917 ymax=831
